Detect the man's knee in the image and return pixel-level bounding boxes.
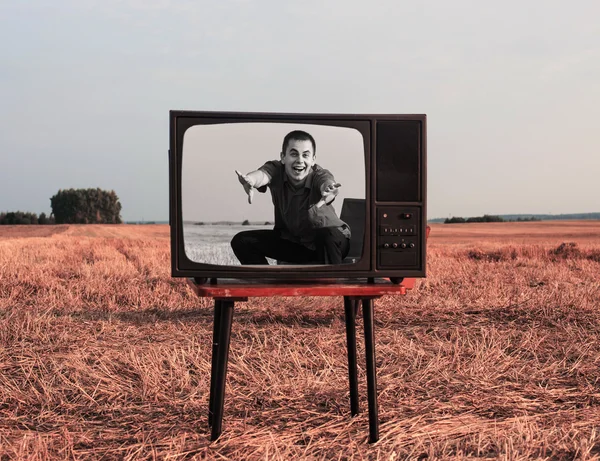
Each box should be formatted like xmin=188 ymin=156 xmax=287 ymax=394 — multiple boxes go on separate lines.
xmin=230 ymin=231 xmax=252 ymax=253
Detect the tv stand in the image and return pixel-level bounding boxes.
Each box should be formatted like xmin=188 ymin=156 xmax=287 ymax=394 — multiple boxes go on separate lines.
xmin=186 ymin=277 xmax=416 ymax=443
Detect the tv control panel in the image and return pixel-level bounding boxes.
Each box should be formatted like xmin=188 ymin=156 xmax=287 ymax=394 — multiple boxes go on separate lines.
xmin=376 ymin=206 xmax=421 ymax=269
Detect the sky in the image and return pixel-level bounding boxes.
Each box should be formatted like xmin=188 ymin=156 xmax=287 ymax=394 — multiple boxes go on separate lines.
xmin=1 ymin=0 xmax=599 ymax=221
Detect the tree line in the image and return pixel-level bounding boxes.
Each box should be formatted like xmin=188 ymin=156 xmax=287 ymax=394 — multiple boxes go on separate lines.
xmin=444 ymin=215 xmax=540 ymax=223
xmin=0 ymin=211 xmax=54 ymax=225
xmin=1 ymin=188 xmax=122 ymax=225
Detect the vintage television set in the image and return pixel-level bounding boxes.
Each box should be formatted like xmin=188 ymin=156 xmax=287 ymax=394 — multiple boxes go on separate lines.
xmin=169 ymin=111 xmax=426 ymax=284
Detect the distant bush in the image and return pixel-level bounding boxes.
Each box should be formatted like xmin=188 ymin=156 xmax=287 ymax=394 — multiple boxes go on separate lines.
xmin=264 ymin=221 xmax=272 ymax=225
xmin=467 ymin=215 xmax=504 ymax=223
xmin=194 ymin=222 xmax=205 ymax=226
xmin=242 ymin=220 xmax=250 ymax=225
xmin=445 ymin=215 xmax=504 ymax=223
xmin=444 ymin=217 xmax=466 ymax=224
xmin=514 ymin=216 xmax=541 ymax=222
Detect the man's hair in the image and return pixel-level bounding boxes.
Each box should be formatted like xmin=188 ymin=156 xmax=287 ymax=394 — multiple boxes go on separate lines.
xmin=281 ymin=130 xmax=316 ymax=156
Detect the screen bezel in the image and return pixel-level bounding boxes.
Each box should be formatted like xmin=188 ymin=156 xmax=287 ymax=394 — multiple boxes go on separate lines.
xmin=170 ymin=111 xmax=373 ymax=278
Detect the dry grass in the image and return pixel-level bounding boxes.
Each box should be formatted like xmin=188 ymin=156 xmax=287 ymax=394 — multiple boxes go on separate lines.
xmin=1 ymin=222 xmax=600 ymax=460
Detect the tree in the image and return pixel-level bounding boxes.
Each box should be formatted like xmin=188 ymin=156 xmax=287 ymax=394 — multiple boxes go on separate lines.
xmin=50 ymin=188 xmax=122 ymax=224
xmin=0 ymin=211 xmax=37 ymax=224
xmin=471 ymin=215 xmax=503 ymax=223
xmin=445 ymin=215 xmax=504 ymax=224
xmin=0 ymin=211 xmax=55 ymax=225
xmin=444 ymin=216 xmax=466 ymax=223
xmin=242 ymin=219 xmax=250 ymax=225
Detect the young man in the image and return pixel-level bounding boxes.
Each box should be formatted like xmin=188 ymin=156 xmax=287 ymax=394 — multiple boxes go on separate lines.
xmin=231 ymin=130 xmax=351 ymax=265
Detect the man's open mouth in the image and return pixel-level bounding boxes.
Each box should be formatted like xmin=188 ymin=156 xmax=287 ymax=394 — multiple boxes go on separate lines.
xmin=293 ymin=166 xmax=306 ymax=173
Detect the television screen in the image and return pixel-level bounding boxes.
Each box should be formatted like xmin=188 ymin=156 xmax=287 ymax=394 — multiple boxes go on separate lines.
xmin=181 ymin=122 xmax=367 ymax=267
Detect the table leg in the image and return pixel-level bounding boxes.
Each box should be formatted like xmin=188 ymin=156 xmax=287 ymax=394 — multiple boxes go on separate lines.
xmin=362 ymin=298 xmax=379 ymax=443
xmin=208 ymin=300 xmax=222 ymax=427
xmin=210 ymin=300 xmax=235 ymax=441
xmin=344 ymin=296 xmax=359 ymax=416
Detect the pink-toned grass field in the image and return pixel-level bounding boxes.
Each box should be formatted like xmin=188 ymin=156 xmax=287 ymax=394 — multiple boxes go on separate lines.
xmin=1 ymin=222 xmax=600 ymax=460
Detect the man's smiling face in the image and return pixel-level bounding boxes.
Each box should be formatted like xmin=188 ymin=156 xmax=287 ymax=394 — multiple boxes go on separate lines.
xmin=280 ymin=139 xmax=316 ymax=186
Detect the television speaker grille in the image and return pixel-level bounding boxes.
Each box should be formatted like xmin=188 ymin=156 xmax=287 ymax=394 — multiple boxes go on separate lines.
xmin=376 ymin=121 xmax=421 ymax=202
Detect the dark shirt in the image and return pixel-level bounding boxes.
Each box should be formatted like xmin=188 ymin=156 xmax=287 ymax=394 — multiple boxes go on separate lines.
xmin=258 ymin=160 xmax=350 ymax=250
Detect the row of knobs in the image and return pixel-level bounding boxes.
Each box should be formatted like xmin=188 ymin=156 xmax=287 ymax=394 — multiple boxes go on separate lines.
xmin=382 ymin=213 xmax=413 ymax=219
xmin=383 ymin=242 xmax=415 ymax=249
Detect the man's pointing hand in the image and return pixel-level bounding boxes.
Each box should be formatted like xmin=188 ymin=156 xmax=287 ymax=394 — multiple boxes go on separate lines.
xmin=235 ymin=170 xmax=256 ymax=204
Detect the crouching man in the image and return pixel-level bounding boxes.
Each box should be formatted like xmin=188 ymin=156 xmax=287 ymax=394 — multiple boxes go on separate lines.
xmin=231 ymin=130 xmax=350 ymax=265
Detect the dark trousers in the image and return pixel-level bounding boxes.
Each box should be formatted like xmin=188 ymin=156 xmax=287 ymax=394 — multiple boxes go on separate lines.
xmin=231 ymin=228 xmax=350 ymax=265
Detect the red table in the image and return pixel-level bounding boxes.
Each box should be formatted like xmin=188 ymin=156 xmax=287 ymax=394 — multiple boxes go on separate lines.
xmin=186 ymin=277 xmax=415 ymax=443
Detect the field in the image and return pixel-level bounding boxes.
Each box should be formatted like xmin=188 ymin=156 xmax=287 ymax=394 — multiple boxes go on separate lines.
xmin=183 ymin=224 xmax=273 ymax=265
xmin=1 ymin=222 xmax=600 ymax=460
